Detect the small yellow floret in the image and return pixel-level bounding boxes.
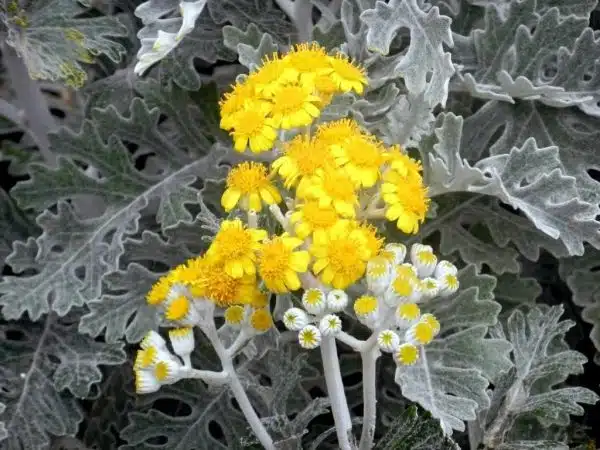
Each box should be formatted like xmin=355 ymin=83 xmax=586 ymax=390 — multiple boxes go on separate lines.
xmin=146 ymin=276 xmax=171 ymax=305
xmin=395 ymin=343 xmax=419 ymax=365
xmin=392 ymin=276 xmax=413 ymax=297
xmin=420 ymin=314 xmax=441 ymax=335
xmin=154 ymin=361 xmax=170 ymax=381
xmin=397 ymin=303 xmax=420 ymax=320
xmin=258 ymin=235 xmax=310 ymax=293
xmin=382 ymin=170 xmax=430 ymax=234
xmin=354 ymin=295 xmax=378 ymax=316
xmin=250 ymin=308 xmax=274 ymax=332
xmin=135 ymin=346 xmax=158 ymax=369
xmin=224 ymin=305 xmax=245 ymax=325
xmin=412 ymin=321 xmax=435 ymax=345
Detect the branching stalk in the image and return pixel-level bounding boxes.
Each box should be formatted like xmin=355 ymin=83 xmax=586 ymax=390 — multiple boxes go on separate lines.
xmin=358 ymin=346 xmax=380 ymax=450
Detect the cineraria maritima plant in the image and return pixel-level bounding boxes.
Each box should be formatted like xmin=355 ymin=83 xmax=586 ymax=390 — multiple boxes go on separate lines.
xmin=0 ymin=0 xmax=599 ymax=449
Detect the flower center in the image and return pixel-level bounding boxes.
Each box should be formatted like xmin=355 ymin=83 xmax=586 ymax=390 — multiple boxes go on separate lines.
xmin=328 ymin=238 xmax=364 ymax=277
xmin=343 ymin=136 xmax=382 ymax=166
xmin=260 ymin=239 xmax=291 ymax=279
xmin=154 ymin=361 xmax=169 ymax=381
xmin=302 ymin=202 xmax=339 ymax=228
xmin=322 ymin=171 xmax=356 ymax=201
xmin=271 ymin=85 xmax=307 ymax=115
xmin=212 ymin=228 xmax=253 ymax=260
xmin=235 ymin=110 xmax=267 ymax=136
xmin=304 ymin=288 xmax=324 ymax=305
xmin=166 ymin=296 xmax=190 ymax=321
xmin=227 ymin=162 xmax=269 ymax=193
xmin=354 ymin=295 xmax=378 ymax=315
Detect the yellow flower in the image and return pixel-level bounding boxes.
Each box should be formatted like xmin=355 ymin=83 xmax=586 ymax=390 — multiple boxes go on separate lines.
xmin=331 ymin=133 xmax=385 ymax=187
xmin=290 ymin=200 xmax=340 ymax=238
xmin=313 ymin=73 xmax=340 ymax=105
xmin=310 ymin=220 xmax=371 ymax=289
xmin=206 ymin=219 xmax=267 ymax=278
xmin=385 ymin=146 xmax=422 ymax=179
xmin=222 ymin=161 xmax=282 ymax=212
xmin=219 ymin=79 xmax=257 ymax=128
xmin=249 ymin=308 xmax=274 ymax=332
xmin=395 ymin=343 xmax=419 ymax=365
xmin=191 ymin=258 xmax=258 ymax=307
xmin=315 ymin=118 xmax=362 ymax=148
xmin=350 ymin=222 xmax=383 ymax=258
xmin=283 ymin=42 xmax=331 ymax=77
xmin=146 ymin=276 xmax=172 ymax=305
xmin=268 ymin=81 xmax=321 ymax=129
xmin=247 ymin=52 xmax=296 ymax=98
xmin=258 ymin=235 xmax=310 ymax=293
xmin=228 ymin=101 xmax=277 ymax=153
xmin=300 ymin=167 xmax=359 ymax=218
xmin=271 ymin=134 xmax=334 ymax=189
xmin=381 ymin=170 xmax=430 ymax=234
xmin=324 ymin=52 xmax=368 ymax=94
xmin=224 ymin=305 xmax=245 ymax=325
xmin=165 ymin=295 xmax=191 ymax=321
xmin=354 ymin=295 xmax=378 ymax=316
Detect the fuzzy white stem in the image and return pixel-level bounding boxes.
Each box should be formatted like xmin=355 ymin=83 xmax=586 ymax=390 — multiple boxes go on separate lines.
xmin=336 ymin=330 xmax=366 ymax=352
xmin=226 ymin=328 xmax=251 ymax=358
xmin=269 ymin=204 xmax=288 ymax=229
xmin=320 ymin=336 xmax=353 ymax=449
xmin=185 ymin=368 xmax=229 ymax=385
xmin=247 ymin=210 xmax=258 ymax=228
xmin=204 ymin=322 xmax=275 ymax=449
xmin=358 ymin=346 xmax=380 ymax=450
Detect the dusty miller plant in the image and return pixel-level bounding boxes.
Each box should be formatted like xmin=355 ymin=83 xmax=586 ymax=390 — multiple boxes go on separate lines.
xmin=0 ymin=0 xmax=598 ymax=449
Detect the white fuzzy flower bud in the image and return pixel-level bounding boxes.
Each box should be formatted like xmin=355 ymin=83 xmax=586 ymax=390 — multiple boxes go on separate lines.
xmin=283 ymin=308 xmax=310 ymax=331
xmin=384 ymin=243 xmax=407 ymax=265
xmin=176 ymin=1 xmax=207 ymax=41
xmin=319 ymin=314 xmax=342 ymax=336
xmin=353 ymin=295 xmax=380 ymax=328
xmin=366 ymin=256 xmax=393 ymax=296
xmin=377 ymin=329 xmax=400 ymax=352
xmin=134 ymin=369 xmax=161 ymax=394
xmin=394 ymin=343 xmax=419 ymax=366
xmin=405 ymin=320 xmax=435 ymax=345
xmin=153 ymin=358 xmax=182 ymax=385
xmin=438 ymin=273 xmax=459 ymax=297
xmin=395 ymin=303 xmax=421 ymax=328
xmin=302 ymin=288 xmax=326 ymax=315
xmin=413 ymin=249 xmax=437 ymax=278
xmin=140 ymin=330 xmax=167 ymax=351
xmin=326 ymin=290 xmax=349 ymax=312
xmin=434 ymin=260 xmax=458 ymax=278
xmin=410 ymin=243 xmax=432 ymax=266
xmin=298 ymin=325 xmax=322 ymax=349
xmin=168 ymin=327 xmax=195 ymax=361
xmin=419 ymin=277 xmax=439 ymax=300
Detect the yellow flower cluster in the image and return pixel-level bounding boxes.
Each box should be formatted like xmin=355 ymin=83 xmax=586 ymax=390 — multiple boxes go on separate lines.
xmin=219 ymin=43 xmax=368 ymax=153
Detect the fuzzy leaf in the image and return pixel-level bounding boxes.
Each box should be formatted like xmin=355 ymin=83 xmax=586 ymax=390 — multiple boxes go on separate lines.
xmin=0 ymin=190 xmax=39 ymax=269
xmin=9 ymin=0 xmax=127 ymax=85
xmin=395 ymin=265 xmax=512 ymax=434
xmin=361 ymin=0 xmax=455 ymax=107
xmin=478 ymin=306 xmax=598 ymax=448
xmin=0 ymin=95 xmax=226 ymax=320
xmin=222 ymin=23 xmax=278 ymax=71
xmin=0 ymin=314 xmax=125 ymax=450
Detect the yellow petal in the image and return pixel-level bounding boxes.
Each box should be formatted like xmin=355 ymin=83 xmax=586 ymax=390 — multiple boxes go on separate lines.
xmin=249 ymin=192 xmax=262 ymax=211
xmin=290 ymin=251 xmax=310 ymax=272
xmin=221 ymin=188 xmax=241 ymax=211
xmin=312 ymin=258 xmax=329 ymax=274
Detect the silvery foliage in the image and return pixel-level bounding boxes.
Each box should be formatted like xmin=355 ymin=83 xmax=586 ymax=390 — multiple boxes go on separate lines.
xmin=0 ymin=0 xmax=598 ymax=448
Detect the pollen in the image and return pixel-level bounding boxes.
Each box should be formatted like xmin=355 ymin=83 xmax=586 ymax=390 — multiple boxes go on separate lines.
xmin=354 ymin=295 xmax=378 ymax=316
xmin=165 ymin=296 xmax=190 ymax=321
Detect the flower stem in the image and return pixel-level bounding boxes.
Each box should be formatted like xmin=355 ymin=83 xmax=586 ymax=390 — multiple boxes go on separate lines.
xmin=358 ymin=346 xmax=380 ymax=450
xmin=320 ymin=335 xmax=353 ymax=449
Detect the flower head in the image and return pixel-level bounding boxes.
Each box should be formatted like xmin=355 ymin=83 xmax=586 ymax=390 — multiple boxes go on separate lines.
xmin=283 ymin=307 xmax=310 ymax=331
xmin=301 ymin=167 xmax=359 ymax=218
xmin=319 ymin=314 xmax=342 ymax=336
xmin=154 ymin=359 xmax=181 ymax=384
xmin=134 ymin=369 xmax=161 ymax=394
xmin=206 ymin=219 xmax=267 ymax=278
xmin=272 ymin=134 xmax=334 ymax=189
xmin=439 ymin=273 xmax=459 ymax=297
xmin=366 ymin=256 xmax=393 ymax=296
xmin=420 ymin=277 xmax=439 ymax=299
xmin=283 ymin=42 xmax=331 ymax=77
xmin=435 ymin=260 xmax=458 ymax=278
xmin=224 ymin=305 xmax=246 ymax=326
xmin=302 ymin=288 xmax=326 ymax=315
xmin=269 ymin=81 xmax=321 ymax=129
xmin=219 ymin=79 xmax=256 ymax=127
xmin=298 ymin=325 xmax=322 ymax=349
xmin=222 ymin=162 xmax=281 ymax=212
xmin=141 ymin=330 xmax=167 ymax=351
xmin=247 ymin=52 xmax=296 ymax=97
xmin=315 ymin=118 xmax=362 ymax=148
xmin=165 ymin=295 xmax=200 ymax=325
xmin=385 ymin=146 xmax=422 ymax=179
xmin=396 ymin=303 xmax=421 ymax=328
xmin=227 ymin=101 xmax=277 ymax=153
xmin=191 ymin=258 xmax=257 ymax=307
xmin=290 ymin=200 xmax=340 ymax=239
xmin=168 ymin=327 xmax=194 ymax=359
xmin=406 ymin=320 xmax=435 ymax=345
xmin=146 ymin=276 xmax=172 ymax=306
xmin=382 ymin=170 xmax=429 ymax=234
xmin=354 ymin=295 xmax=379 ymax=325
xmin=311 ymin=221 xmax=371 ymax=289
xmin=326 ymin=289 xmax=349 ymax=312
xmin=250 ymin=308 xmax=274 ymax=332
xmin=258 ymin=235 xmax=310 ymax=293
xmin=377 ymin=330 xmax=400 ymax=352
xmin=331 ymin=133 xmax=385 ymax=187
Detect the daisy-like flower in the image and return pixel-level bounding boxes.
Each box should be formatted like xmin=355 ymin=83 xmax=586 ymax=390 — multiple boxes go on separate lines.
xmin=134 ymin=345 xmax=160 ymax=370
xmin=249 ymin=308 xmax=274 ymax=333
xmin=283 ymin=42 xmax=331 ymax=78
xmin=191 ymin=258 xmax=257 ymax=307
xmin=164 ymin=295 xmax=200 ymax=325
xmin=272 ymin=134 xmax=334 ymax=189
xmin=227 ymin=101 xmax=277 ymax=153
xmin=377 ymin=330 xmax=400 ymax=352
xmin=154 ymin=359 xmax=181 ymax=384
xmin=206 ymin=219 xmax=267 ymax=278
xmin=258 ymin=235 xmax=310 ymax=293
xmin=301 ymin=167 xmax=359 ymax=218
xmin=354 ymin=295 xmax=379 ymax=325
xmin=283 ymin=307 xmax=310 ymax=331
xmin=168 ymin=327 xmax=195 ymax=362
xmin=311 ymin=221 xmax=371 ymax=289
xmin=315 ymin=118 xmax=362 ymax=148
xmin=324 ymin=52 xmax=368 ymax=94
xmin=350 ymin=222 xmax=384 ymax=259
xmin=331 ymin=133 xmax=385 ymax=187
xmin=395 ymin=343 xmax=419 ymax=366
xmin=326 ymin=290 xmax=349 ymax=312
xmin=141 ymin=330 xmax=167 ymax=351
xmin=384 ymin=146 xmax=423 ymax=179
xmin=219 ymin=79 xmax=257 ymax=127
xmin=302 ymin=288 xmax=327 ymax=315
xmin=319 ymin=314 xmax=342 ymax=336
xmin=366 ymin=256 xmax=393 ymax=296
xmin=224 ymin=305 xmax=246 ymax=327
xmin=438 ymin=273 xmax=459 ymax=297
xmin=298 ymin=325 xmax=322 ymax=349
xmin=247 ymin=52 xmax=296 ymax=98
xmin=313 ymin=72 xmax=340 ymax=105
xmin=268 ymin=81 xmax=321 ymax=129
xmin=221 ymin=162 xmax=282 ymax=212
xmin=396 ymin=303 xmax=421 ymax=328
xmin=290 ymin=200 xmax=340 ymax=239
xmin=406 ymin=320 xmax=435 ymax=345
xmin=420 ymin=278 xmax=439 ymax=299
xmin=382 ymin=170 xmax=430 ymax=234
xmin=134 ymin=369 xmax=161 ymax=394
